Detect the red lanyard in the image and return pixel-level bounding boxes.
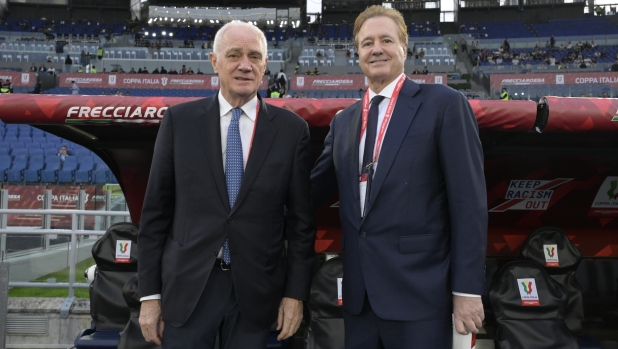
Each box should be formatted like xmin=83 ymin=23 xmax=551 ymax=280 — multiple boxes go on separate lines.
xmin=360 ymin=74 xmax=406 ymax=163
xmin=246 ymin=100 xmax=260 ymax=159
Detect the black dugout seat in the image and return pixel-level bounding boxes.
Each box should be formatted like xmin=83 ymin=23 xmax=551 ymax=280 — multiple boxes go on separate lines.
xmin=305 ymin=256 xmax=344 ymax=349
xmin=75 ymin=222 xmax=139 ymax=349
xmin=520 ymin=226 xmax=584 ymax=333
xmin=489 ymin=261 xmax=579 ymax=349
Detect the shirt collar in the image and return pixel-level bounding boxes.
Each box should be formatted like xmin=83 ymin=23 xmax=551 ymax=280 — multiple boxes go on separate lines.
xmin=218 ymin=92 xmax=258 ymax=122
xmin=368 ymin=73 xmax=406 ymax=102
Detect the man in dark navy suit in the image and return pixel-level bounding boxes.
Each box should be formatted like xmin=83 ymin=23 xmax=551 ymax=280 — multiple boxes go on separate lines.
xmin=138 ymin=21 xmax=315 ymax=349
xmin=311 ymin=6 xmax=487 ymax=349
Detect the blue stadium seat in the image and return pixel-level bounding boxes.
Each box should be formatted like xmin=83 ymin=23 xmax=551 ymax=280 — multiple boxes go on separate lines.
xmin=11 ymin=148 xmax=28 ymax=157
xmin=44 ymin=149 xmax=58 ymax=158
xmin=29 ymin=148 xmax=44 ymax=157
xmin=33 ymin=136 xmax=47 ymax=144
xmin=6 ymin=155 xmax=27 ymax=182
xmin=24 ymin=155 xmax=45 ymax=182
xmin=75 ymin=157 xmax=94 ymax=183
xmin=0 ymin=155 xmax=10 ymax=181
xmin=94 ymin=170 xmax=109 ymax=184
xmin=26 ymin=143 xmax=40 ymax=149
xmin=0 ymin=149 xmax=8 ymax=156
xmin=41 ymin=157 xmax=61 ymax=183
xmin=58 ymin=157 xmax=78 ymax=183
xmin=75 ymin=149 xmax=91 ymax=158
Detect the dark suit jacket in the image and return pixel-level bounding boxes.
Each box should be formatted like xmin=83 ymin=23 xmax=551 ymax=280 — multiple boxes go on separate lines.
xmin=311 ymin=78 xmax=487 ymax=321
xmin=138 ymin=93 xmax=316 ymax=328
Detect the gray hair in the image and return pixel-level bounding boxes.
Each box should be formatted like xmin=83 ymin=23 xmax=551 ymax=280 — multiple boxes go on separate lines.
xmin=213 ymin=20 xmax=267 ymax=61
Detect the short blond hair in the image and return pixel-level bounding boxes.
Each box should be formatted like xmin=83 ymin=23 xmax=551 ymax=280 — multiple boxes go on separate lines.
xmin=353 ymin=5 xmax=408 ymax=51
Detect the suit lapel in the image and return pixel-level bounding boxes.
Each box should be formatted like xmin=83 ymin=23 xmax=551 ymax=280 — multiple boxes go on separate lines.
xmin=230 ymin=95 xmax=277 ymax=215
xmin=347 ymin=102 xmax=363 ymax=216
xmin=197 ymin=94 xmax=230 ymax=211
xmin=363 ymin=79 xmax=421 ymax=218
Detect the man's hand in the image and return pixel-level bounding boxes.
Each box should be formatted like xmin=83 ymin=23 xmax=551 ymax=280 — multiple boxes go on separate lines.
xmin=276 ymin=297 xmax=303 ymax=341
xmin=139 ymin=299 xmax=165 ymax=345
xmin=453 ymin=295 xmax=484 ymax=335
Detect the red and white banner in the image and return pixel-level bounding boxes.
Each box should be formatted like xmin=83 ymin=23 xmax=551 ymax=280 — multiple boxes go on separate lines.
xmin=58 ymin=73 xmax=269 ymax=90
xmin=292 ymin=74 xmax=447 ymax=90
xmin=5 ymin=185 xmax=104 ymax=228
xmin=0 ymin=72 xmax=35 ymax=87
xmin=491 ymin=72 xmax=618 ymax=87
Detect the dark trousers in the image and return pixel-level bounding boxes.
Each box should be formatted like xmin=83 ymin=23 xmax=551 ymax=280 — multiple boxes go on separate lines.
xmin=343 ymin=295 xmax=451 ymax=349
xmin=162 ymin=265 xmax=271 ymax=349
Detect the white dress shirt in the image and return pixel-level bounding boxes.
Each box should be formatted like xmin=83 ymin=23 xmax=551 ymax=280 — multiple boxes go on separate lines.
xmin=140 ymin=93 xmax=258 ymax=302
xmin=358 ymin=73 xmax=479 ymax=299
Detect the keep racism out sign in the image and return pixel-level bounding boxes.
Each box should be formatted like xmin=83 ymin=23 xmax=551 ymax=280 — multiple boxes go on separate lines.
xmin=0 ymin=72 xmax=34 ymax=87
xmin=59 ymin=73 xmax=269 ymax=90
xmin=491 ymin=72 xmax=618 ymax=87
xmin=292 ymin=74 xmax=447 ymax=90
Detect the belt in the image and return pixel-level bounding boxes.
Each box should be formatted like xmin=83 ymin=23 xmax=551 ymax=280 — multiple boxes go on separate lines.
xmin=213 ymin=258 xmax=231 ymax=271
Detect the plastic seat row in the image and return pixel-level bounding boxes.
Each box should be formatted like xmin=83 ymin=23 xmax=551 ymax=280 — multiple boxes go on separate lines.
xmin=0 ymin=154 xmax=113 ymax=184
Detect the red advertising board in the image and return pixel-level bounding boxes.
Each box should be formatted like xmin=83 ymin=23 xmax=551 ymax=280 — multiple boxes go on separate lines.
xmin=0 ymin=72 xmax=35 ymax=87
xmin=491 ymin=72 xmax=618 ymax=87
xmin=5 ymin=185 xmax=104 ymax=228
xmin=58 ymin=73 xmax=269 ymax=90
xmin=291 ymin=74 xmax=447 ymax=90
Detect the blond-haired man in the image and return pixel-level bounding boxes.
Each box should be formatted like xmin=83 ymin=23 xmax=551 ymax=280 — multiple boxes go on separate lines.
xmin=138 ymin=20 xmax=315 ymax=348
xmin=311 ymin=6 xmax=487 ymax=348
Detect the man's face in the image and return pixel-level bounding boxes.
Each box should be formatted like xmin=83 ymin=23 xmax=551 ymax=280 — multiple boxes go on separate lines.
xmin=355 ymin=16 xmax=405 ymax=82
xmin=60 ymin=146 xmax=67 ymax=153
xmin=210 ymin=27 xmax=267 ymax=101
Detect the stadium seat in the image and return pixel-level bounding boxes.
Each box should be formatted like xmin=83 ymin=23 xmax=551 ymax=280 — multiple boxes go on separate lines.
xmin=29 ymin=148 xmax=44 ymax=157
xmin=0 ymin=155 xmax=11 ymax=181
xmin=11 ymin=148 xmax=28 ymax=157
xmin=41 ymin=157 xmax=61 ymax=183
xmin=58 ymin=156 xmax=78 ymax=183
xmin=74 ymin=157 xmax=94 ymax=183
xmin=24 ymin=155 xmax=45 ymax=182
xmin=6 ymin=155 xmax=27 ymax=182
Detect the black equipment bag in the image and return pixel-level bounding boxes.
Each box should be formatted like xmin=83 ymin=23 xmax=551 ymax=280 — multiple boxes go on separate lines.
xmin=305 ymin=256 xmax=344 ymax=349
xmin=520 ymin=226 xmax=584 ymax=333
xmin=90 ymin=222 xmax=139 ymax=331
xmin=118 ymin=273 xmax=161 ymax=349
xmin=489 ymin=260 xmax=579 ymax=349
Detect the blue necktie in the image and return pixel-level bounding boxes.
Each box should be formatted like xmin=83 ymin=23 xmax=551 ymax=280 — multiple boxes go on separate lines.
xmin=223 ymin=107 xmax=244 ymax=264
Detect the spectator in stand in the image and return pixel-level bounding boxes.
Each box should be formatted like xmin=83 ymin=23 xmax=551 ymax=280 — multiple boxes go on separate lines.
xmin=129 ymin=68 xmax=136 ymax=74
xmin=461 ymin=37 xmax=467 ymax=53
xmin=265 ymin=67 xmax=271 ymax=76
xmin=602 ymin=92 xmax=609 ymax=98
xmin=160 ymin=66 xmax=168 ymax=74
xmin=102 ymin=68 xmax=108 ymax=74
xmin=101 ymin=91 xmax=106 ymax=95
xmin=277 ymin=69 xmax=287 ymax=87
xmin=282 ymin=90 xmax=292 ymax=98
xmin=170 ymin=68 xmax=178 ymax=75
xmin=300 ymin=91 xmax=306 ymax=97
xmin=419 ymin=48 xmax=425 ymax=58
xmin=612 ymin=60 xmax=618 ymax=72
xmin=550 ymin=35 xmax=556 ymax=49
xmin=293 ymin=93 xmax=299 ymax=98
xmin=39 ymin=64 xmax=47 ymax=72
xmin=181 ymin=65 xmax=187 ymax=74
xmin=141 ymin=67 xmax=149 ymax=74
xmin=496 ymin=56 xmax=503 ymax=65
xmin=196 ymin=68 xmax=203 ymax=75
xmin=111 ymin=67 xmax=118 ymax=73
xmin=71 ymin=80 xmax=79 ymax=95
xmin=316 ymin=50 xmax=323 ymax=58
xmin=312 ymin=67 xmax=320 ymax=75
xmin=29 ymin=63 xmax=37 ymax=72
xmin=187 ymin=67 xmax=195 ymax=75
xmin=580 ymin=61 xmax=588 ymax=69
xmin=46 ymin=56 xmax=52 ymax=63
xmin=126 ymin=92 xmax=131 ymax=96
xmin=412 ymin=68 xmax=421 ymax=74
xmin=566 ymin=41 xmax=573 ymax=50
xmin=33 ymin=81 xmax=42 ymax=94
xmin=152 ymin=67 xmax=160 ymax=74
xmin=422 ymin=66 xmax=429 ymax=74
xmin=503 ymin=39 xmax=510 ymax=52
xmin=57 ymin=145 xmax=70 ymax=162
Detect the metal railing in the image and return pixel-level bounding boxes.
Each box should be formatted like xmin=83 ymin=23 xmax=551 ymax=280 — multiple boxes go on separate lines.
xmin=0 ymin=209 xmax=130 ymax=295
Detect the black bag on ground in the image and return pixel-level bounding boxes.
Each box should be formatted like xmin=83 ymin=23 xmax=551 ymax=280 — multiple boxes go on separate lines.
xmin=118 ymin=273 xmax=161 ymax=349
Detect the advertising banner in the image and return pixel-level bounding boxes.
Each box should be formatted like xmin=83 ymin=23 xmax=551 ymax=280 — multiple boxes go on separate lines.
xmin=5 ymin=185 xmax=104 ymax=228
xmin=292 ymin=74 xmax=447 ymax=90
xmin=0 ymin=72 xmax=35 ymax=87
xmin=58 ymin=73 xmax=269 ymax=90
xmin=491 ymin=72 xmax=618 ymax=87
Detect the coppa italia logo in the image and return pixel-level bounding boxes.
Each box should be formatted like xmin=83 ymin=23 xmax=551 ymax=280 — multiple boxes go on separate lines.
xmin=517 ymin=278 xmax=540 ymax=306
xmin=543 ymin=244 xmax=559 ymax=267
xmin=489 ymin=178 xmax=572 ymax=212
xmin=589 ymin=177 xmax=618 ymax=217
xmin=115 ymin=240 xmax=131 ymax=263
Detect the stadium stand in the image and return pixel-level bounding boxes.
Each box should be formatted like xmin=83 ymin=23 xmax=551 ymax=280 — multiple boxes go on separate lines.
xmin=0 ymin=120 xmax=117 ymax=184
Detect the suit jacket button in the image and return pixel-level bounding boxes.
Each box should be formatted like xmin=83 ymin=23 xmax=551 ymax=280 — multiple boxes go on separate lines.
xmin=360 ymin=231 xmax=366 ymax=238
xmin=212 ymin=251 xmax=218 ymax=257
xmin=227 ymin=218 xmax=234 ymax=224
